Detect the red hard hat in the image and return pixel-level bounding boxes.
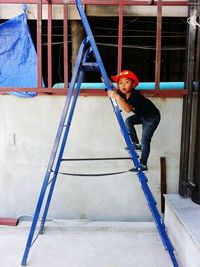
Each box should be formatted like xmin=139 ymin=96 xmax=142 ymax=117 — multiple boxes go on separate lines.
xmin=111 ymin=70 xmax=139 ymax=87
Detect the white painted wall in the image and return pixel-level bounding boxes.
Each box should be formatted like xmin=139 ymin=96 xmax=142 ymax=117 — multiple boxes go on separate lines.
xmin=0 ymin=95 xmax=182 ymax=221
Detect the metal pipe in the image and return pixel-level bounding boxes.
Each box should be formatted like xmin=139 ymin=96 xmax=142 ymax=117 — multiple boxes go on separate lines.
xmin=117 ymin=0 xmax=123 ymax=73
xmin=0 ymin=1 xmax=189 ymax=6
xmin=155 ymin=0 xmax=162 ymax=91
xmin=37 ymin=0 xmax=42 ymax=88
xmin=63 ymin=3 xmax=69 ymax=90
xmin=47 ymin=1 xmax=52 ymax=88
xmin=53 ymin=81 xmax=185 ymax=90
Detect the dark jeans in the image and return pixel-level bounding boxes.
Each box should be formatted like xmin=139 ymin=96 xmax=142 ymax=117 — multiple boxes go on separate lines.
xmin=125 ymin=113 xmax=160 ymax=166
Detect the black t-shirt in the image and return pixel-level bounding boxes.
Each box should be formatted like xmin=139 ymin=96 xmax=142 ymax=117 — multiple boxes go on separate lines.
xmin=118 ymin=89 xmax=160 ymax=118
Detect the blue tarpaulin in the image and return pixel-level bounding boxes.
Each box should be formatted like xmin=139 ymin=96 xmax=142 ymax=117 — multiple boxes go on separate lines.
xmin=0 ymin=8 xmax=41 ymax=97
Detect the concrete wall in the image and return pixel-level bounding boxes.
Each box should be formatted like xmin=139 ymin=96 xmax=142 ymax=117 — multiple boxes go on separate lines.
xmin=165 ymin=194 xmax=200 ymax=267
xmin=0 ymin=95 xmax=182 ymax=221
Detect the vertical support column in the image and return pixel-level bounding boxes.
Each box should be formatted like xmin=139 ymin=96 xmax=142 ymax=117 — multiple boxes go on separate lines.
xmin=117 ymin=0 xmax=123 ymax=73
xmin=188 ymin=11 xmax=200 ymax=189
xmin=192 ymin=101 xmax=200 ymax=203
xmin=64 ymin=3 xmax=69 ymax=90
xmin=179 ymin=0 xmax=196 ymax=196
xmin=70 ymin=20 xmax=85 ymax=73
xmin=37 ymin=0 xmax=42 ymax=88
xmin=191 ymin=0 xmax=200 ymax=204
xmin=155 ymin=0 xmax=162 ymax=91
xmin=47 ymin=0 xmax=52 ymax=88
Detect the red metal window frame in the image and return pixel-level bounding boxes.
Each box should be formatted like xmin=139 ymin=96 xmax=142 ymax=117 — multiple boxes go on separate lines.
xmin=0 ymin=0 xmax=188 ymax=97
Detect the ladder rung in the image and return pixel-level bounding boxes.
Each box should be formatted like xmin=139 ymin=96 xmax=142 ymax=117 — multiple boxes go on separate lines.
xmin=81 ymin=62 xmax=100 ymax=71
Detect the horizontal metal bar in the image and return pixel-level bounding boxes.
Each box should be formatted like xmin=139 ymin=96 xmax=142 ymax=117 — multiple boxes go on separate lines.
xmin=81 ymin=62 xmax=100 ymax=71
xmin=0 ymin=88 xmax=187 ymax=97
xmin=0 ymin=0 xmax=189 ymax=6
xmin=62 ymin=157 xmax=132 ymax=161
xmin=57 ymin=170 xmax=130 ymax=177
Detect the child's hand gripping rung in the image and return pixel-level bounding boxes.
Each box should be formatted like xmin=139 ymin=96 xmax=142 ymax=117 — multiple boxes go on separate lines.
xmin=101 ymin=77 xmax=115 ymax=91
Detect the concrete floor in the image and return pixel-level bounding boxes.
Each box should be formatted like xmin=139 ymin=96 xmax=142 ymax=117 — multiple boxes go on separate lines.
xmin=0 ymin=221 xmax=181 ymax=267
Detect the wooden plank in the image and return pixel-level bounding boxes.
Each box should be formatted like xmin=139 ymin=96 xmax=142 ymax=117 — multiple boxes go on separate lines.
xmin=160 ymin=157 xmax=167 ymax=213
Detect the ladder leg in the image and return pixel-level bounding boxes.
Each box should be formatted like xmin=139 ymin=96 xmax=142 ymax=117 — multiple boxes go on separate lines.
xmin=21 ymin=169 xmax=52 ymax=266
xmin=39 ymin=71 xmax=84 ymax=233
xmin=138 ymin=171 xmax=179 ymax=267
xmin=21 ymin=38 xmax=89 ymax=267
xmin=111 ymin=97 xmax=179 ymax=267
xmin=21 ymin=74 xmax=76 ymax=266
xmin=39 ymin=48 xmax=92 ymax=232
xmin=76 ymin=1 xmax=179 ymax=266
xmin=111 ymin=99 xmax=178 ymax=266
xmin=21 ymin=83 xmax=77 ymax=266
xmin=21 ymin=78 xmax=77 ymax=265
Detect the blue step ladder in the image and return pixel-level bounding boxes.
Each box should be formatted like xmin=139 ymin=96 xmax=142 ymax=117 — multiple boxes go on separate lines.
xmin=21 ymin=0 xmax=179 ymax=266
